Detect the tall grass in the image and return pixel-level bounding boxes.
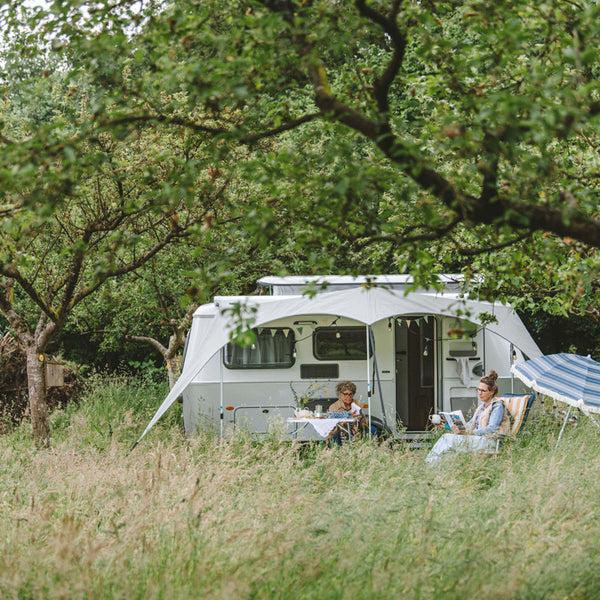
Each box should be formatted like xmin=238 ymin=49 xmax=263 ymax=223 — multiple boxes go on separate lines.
xmin=1 ymin=385 xmax=599 ymax=599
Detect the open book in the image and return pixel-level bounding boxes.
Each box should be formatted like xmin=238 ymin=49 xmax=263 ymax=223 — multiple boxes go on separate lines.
xmin=440 ymin=410 xmax=467 ymax=432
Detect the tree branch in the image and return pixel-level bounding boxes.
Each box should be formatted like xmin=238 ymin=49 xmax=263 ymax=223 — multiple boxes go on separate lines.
xmin=125 ymin=334 xmax=167 ymax=356
xmin=242 ymin=112 xmax=324 ymax=144
xmin=98 ymin=113 xmax=226 ymax=137
xmin=0 ymin=265 xmax=56 ymax=322
xmin=456 ymin=232 xmax=533 ymax=257
xmin=355 ymin=0 xmax=407 ymax=118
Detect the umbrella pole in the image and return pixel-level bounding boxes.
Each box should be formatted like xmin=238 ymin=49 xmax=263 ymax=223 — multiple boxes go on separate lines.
xmin=556 ymin=405 xmax=572 ymax=448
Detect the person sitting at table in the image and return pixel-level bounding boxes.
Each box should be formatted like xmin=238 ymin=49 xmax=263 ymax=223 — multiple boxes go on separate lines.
xmin=327 ymin=381 xmax=368 ymax=445
xmin=426 ymin=369 xmax=511 ymax=462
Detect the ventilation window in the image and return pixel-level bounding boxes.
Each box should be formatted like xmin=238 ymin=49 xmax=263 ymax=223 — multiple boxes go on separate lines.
xmin=300 ymin=364 xmax=339 ymax=380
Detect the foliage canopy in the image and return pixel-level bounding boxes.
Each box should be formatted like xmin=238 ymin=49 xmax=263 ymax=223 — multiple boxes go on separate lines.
xmin=3 ymin=1 xmax=598 ymax=296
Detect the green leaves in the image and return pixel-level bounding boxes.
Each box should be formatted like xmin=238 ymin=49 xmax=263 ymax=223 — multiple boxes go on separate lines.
xmin=3 ymin=0 xmax=600 ymax=353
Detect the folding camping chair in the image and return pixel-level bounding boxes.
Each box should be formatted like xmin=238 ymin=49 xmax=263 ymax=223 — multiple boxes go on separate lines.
xmin=493 ymin=393 xmax=536 ymax=451
xmin=425 ymin=393 xmax=536 ymax=463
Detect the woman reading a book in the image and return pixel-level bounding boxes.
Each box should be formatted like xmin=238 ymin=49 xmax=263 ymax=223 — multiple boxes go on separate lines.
xmin=426 ymin=370 xmax=510 ymax=462
xmin=452 ymin=370 xmax=511 ymax=436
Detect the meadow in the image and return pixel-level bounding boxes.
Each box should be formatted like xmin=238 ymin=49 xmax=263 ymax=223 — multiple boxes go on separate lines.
xmin=1 ymin=381 xmax=599 ymax=599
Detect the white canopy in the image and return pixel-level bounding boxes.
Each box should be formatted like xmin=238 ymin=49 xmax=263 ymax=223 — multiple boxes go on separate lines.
xmin=134 ymin=285 xmax=542 ymax=446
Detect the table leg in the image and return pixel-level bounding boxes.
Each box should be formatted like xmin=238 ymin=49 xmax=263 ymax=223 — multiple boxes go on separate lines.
xmin=338 ymin=422 xmax=352 ymax=446
xmin=289 ymin=421 xmax=308 ymax=440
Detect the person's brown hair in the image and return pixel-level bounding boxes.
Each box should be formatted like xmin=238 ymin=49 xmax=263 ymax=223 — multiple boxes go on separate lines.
xmin=480 ymin=369 xmax=498 ymax=395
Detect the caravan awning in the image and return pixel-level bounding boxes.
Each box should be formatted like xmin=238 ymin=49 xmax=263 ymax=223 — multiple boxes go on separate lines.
xmin=134 ymin=285 xmax=542 ymax=446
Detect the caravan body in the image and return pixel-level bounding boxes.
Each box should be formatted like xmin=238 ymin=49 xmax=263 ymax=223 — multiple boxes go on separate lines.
xmin=177 ymin=275 xmax=542 ymax=439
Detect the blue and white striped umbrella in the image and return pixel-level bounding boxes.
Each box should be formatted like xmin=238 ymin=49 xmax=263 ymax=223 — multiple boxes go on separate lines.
xmin=511 ymin=353 xmax=600 ymax=415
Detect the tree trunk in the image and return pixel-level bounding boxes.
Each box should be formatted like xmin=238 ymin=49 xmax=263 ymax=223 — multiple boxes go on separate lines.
xmin=26 ymin=347 xmax=51 ymax=447
xmin=0 ymin=294 xmax=55 ymax=446
xmin=167 ymin=356 xmax=181 ymax=389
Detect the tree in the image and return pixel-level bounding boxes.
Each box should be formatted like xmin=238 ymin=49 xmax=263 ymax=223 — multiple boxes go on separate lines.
xmin=0 ymin=63 xmax=232 ymax=443
xmin=5 ymin=1 xmax=600 ymax=368
xmin=20 ymin=1 xmax=598 ymax=286
xmin=248 ymin=1 xmax=600 ymax=304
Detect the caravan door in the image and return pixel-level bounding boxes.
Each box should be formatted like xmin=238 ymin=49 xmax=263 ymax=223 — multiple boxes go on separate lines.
xmin=395 ymin=318 xmax=435 ymax=430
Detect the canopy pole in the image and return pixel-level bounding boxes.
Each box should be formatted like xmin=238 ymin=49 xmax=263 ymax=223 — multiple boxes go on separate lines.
xmin=556 ymin=405 xmax=572 ymax=448
xmin=509 ymin=343 xmax=514 ymax=393
xmin=369 ymin=326 xmax=388 ymax=433
xmin=366 ymin=325 xmax=371 ymax=434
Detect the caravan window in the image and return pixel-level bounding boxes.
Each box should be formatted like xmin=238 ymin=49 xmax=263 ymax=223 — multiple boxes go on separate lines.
xmin=313 ymin=327 xmax=367 ymax=361
xmin=224 ymin=328 xmax=295 ymax=369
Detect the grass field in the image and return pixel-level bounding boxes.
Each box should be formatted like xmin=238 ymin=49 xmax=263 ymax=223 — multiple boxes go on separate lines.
xmin=1 ymin=382 xmax=599 ymax=599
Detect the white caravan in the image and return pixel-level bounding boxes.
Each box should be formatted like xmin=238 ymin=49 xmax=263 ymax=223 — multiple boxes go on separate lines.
xmin=137 ymin=275 xmax=542 ymax=443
